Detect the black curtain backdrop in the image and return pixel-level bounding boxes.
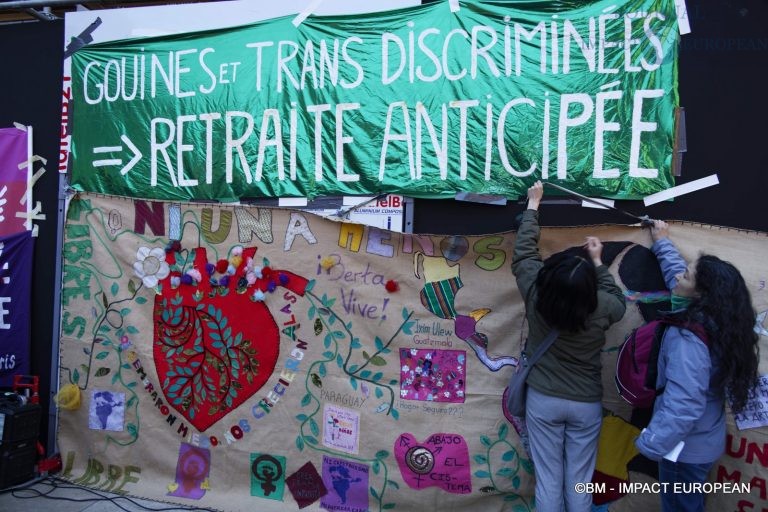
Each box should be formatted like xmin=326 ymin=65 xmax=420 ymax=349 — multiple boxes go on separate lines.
xmin=0 ymin=20 xmax=64 ymax=453
xmin=0 ymin=0 xmax=766 ymax=455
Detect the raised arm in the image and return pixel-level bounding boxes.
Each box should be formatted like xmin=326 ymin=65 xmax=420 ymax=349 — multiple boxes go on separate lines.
xmin=586 ymin=236 xmax=626 ymax=323
xmin=512 ymin=182 xmax=544 ymax=298
xmin=650 ymin=220 xmax=687 ymax=291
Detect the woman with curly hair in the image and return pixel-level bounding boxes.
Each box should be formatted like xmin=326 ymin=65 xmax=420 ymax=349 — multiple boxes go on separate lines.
xmin=635 ymin=220 xmax=760 ymax=512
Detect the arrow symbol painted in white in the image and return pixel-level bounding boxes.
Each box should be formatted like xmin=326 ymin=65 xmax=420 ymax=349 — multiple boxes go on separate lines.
xmin=93 ymin=135 xmax=142 ymax=175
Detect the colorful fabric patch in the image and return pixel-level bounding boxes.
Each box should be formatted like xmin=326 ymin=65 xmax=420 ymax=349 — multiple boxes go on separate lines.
xmin=322 ymin=404 xmax=360 ymax=454
xmin=394 ymin=432 xmax=471 ymax=494
xmin=321 ymin=456 xmax=368 ymax=511
xmin=419 ymin=277 xmax=462 ymax=319
xmin=168 ymin=443 xmax=211 ymax=500
xmin=152 ymin=245 xmax=308 ymax=432
xmin=88 ymin=390 xmax=125 ymax=431
xmin=250 ymin=453 xmax=286 ymax=500
xmin=286 ymin=461 xmax=327 ymax=509
xmin=595 ymin=416 xmax=640 ymax=481
xmin=624 ymin=289 xmax=671 ymax=303
xmin=399 ymin=348 xmax=466 ymax=403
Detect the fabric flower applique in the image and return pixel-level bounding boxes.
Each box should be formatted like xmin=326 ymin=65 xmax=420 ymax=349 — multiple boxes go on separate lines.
xmin=185 ymin=268 xmax=202 ymax=284
xmin=134 ymin=246 xmax=171 ymax=288
xmin=320 ymin=256 xmax=337 ymax=272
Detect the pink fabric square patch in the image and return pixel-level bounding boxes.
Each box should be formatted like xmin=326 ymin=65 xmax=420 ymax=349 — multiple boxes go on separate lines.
xmin=399 ymin=348 xmax=466 ymax=402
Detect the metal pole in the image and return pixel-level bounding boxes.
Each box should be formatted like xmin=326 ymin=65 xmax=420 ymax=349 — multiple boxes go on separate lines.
xmin=47 ymin=172 xmax=66 ymax=456
xmin=1 ymin=0 xmax=224 ymax=9
xmin=1 ymin=0 xmax=142 ymax=8
xmin=22 ymin=7 xmax=59 ymax=20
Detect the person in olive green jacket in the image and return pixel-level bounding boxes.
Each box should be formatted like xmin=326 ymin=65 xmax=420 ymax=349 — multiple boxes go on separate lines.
xmin=512 ymin=181 xmax=626 ymax=512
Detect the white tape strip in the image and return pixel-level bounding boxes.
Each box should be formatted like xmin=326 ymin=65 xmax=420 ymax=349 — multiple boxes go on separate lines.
xmin=17 ymin=154 xmax=47 ymax=170
xmin=279 ymin=197 xmax=308 ymax=207
xmin=674 ymin=0 xmax=691 ymax=35
xmin=19 ymin=168 xmax=47 ymax=206
xmin=343 ymin=196 xmax=374 ymax=206
xmin=15 ymin=200 xmax=46 ymax=229
xmin=293 ymin=0 xmax=324 ymax=27
xmin=581 ymin=198 xmax=615 ymax=210
xmin=643 ymin=174 xmax=719 ymax=206
xmin=13 ymin=122 xmax=27 ymax=131
xmin=0 ymin=186 xmax=6 ymax=223
xmin=449 ymin=0 xmax=460 ymax=13
xmin=32 ymin=225 xmax=39 ymax=237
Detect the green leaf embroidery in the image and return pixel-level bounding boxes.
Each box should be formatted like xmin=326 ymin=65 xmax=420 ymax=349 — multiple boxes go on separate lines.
xmin=369 ymin=355 xmax=387 ymax=366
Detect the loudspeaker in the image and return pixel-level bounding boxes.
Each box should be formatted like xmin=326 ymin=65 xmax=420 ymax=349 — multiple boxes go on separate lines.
xmin=0 ymin=395 xmax=41 ymax=489
xmin=0 ymin=438 xmax=36 ymax=488
xmin=0 ymin=397 xmax=41 ymax=443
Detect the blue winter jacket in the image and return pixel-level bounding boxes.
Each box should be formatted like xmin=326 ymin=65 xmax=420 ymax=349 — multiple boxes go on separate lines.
xmin=634 ymin=238 xmax=725 ymax=464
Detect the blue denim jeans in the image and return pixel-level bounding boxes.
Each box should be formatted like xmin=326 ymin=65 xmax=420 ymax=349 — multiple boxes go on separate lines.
xmin=658 ymin=458 xmax=714 ymax=512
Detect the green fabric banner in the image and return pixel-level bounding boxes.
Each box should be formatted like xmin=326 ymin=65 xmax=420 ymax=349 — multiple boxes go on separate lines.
xmin=69 ymin=0 xmax=680 ymax=201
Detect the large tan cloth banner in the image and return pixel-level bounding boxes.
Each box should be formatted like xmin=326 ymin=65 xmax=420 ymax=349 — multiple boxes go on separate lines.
xmin=58 ymin=193 xmax=768 ymax=512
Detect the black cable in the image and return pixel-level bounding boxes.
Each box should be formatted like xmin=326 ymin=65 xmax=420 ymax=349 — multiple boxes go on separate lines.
xmin=2 ymin=476 xmax=218 ymax=512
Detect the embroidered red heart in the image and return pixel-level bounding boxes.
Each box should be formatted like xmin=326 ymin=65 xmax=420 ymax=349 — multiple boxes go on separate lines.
xmin=153 ymin=246 xmax=308 ymax=432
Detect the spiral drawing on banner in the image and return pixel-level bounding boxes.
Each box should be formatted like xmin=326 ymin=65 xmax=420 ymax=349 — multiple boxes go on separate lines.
xmin=405 ymin=446 xmax=435 ymax=474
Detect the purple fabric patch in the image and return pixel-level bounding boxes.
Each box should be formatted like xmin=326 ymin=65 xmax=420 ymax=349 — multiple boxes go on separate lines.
xmin=168 ymin=443 xmax=210 ymax=500
xmin=0 ymin=231 xmax=33 ymax=386
xmin=399 ymin=348 xmax=466 ymax=402
xmin=320 ymin=455 xmax=368 ymax=511
xmin=0 ymin=128 xmax=30 ymax=236
xmin=286 ymin=461 xmax=327 ymax=509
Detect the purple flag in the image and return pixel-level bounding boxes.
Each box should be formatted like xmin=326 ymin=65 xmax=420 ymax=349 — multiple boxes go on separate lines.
xmin=0 ymin=230 xmax=33 ymax=386
xmin=0 ymin=127 xmax=30 ymax=236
